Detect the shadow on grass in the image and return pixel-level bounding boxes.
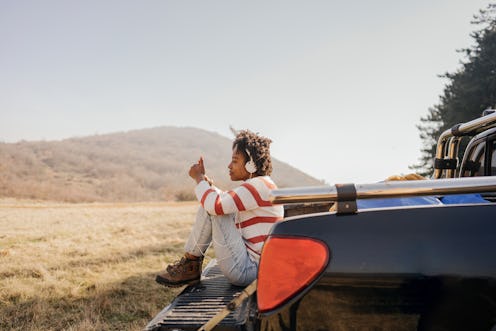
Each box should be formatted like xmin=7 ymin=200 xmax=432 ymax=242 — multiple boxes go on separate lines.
xmin=1 ymin=271 xmax=184 ymax=331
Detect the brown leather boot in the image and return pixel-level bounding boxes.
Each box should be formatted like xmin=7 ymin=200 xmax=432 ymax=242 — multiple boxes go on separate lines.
xmin=155 ymin=255 xmax=203 ymax=287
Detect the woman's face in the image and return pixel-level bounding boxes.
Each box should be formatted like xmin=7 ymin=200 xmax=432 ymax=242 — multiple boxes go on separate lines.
xmin=228 ymin=148 xmax=251 ymax=181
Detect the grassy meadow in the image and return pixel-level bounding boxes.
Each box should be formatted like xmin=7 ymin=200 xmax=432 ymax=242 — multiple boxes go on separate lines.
xmin=0 ymin=199 xmax=207 ymax=330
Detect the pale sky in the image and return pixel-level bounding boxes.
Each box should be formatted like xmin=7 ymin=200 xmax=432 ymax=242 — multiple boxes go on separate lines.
xmin=0 ymin=0 xmax=491 ymax=185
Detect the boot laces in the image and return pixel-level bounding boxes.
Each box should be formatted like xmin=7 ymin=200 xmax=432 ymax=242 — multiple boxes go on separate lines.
xmin=166 ymin=257 xmax=189 ymax=275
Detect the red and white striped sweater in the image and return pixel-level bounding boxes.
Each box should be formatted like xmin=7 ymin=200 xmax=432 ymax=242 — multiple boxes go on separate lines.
xmin=194 ymin=176 xmax=284 ymax=262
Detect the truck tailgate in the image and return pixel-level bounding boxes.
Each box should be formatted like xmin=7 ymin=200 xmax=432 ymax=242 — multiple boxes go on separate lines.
xmin=145 ymin=260 xmax=254 ymax=331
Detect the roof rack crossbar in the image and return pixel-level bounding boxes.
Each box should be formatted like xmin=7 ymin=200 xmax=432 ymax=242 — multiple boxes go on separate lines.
xmin=270 ymin=176 xmax=496 ymax=204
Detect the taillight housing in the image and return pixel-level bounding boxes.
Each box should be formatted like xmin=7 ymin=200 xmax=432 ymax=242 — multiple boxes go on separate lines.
xmin=257 ymin=236 xmax=330 ymax=314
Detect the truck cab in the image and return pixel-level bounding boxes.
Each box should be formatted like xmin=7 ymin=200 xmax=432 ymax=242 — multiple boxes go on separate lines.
xmin=435 ymin=109 xmax=496 ymax=179
xmin=461 ymin=126 xmax=496 ymax=177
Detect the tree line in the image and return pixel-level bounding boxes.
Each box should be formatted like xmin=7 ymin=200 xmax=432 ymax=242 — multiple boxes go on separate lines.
xmin=415 ymin=3 xmax=496 ymax=175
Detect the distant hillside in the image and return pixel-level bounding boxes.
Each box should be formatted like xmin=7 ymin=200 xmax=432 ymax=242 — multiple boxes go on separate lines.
xmin=0 ymin=127 xmax=323 ymax=202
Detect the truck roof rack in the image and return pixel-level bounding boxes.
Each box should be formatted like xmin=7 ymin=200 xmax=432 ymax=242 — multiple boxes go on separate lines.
xmin=270 ymin=176 xmax=496 ymax=214
xmin=434 ymin=109 xmax=496 ymax=178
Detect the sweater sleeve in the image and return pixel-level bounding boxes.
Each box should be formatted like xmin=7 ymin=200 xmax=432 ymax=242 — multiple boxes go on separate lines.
xmin=194 ymin=178 xmax=271 ymax=216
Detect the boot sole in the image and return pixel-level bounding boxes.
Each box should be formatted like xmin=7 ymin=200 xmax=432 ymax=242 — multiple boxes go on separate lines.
xmin=155 ymin=274 xmax=201 ymax=288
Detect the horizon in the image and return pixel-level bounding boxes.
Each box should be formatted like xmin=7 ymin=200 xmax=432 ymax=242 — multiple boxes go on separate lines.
xmin=0 ymin=125 xmax=323 ymax=183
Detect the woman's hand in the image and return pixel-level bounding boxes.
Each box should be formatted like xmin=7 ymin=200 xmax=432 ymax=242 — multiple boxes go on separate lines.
xmin=189 ymin=157 xmax=206 ymax=183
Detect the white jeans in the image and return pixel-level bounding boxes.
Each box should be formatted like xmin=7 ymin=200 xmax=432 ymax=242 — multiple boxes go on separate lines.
xmin=184 ymin=206 xmax=258 ymax=286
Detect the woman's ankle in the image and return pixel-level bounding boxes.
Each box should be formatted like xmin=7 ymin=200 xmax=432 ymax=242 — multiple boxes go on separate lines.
xmin=184 ymin=252 xmax=201 ymax=260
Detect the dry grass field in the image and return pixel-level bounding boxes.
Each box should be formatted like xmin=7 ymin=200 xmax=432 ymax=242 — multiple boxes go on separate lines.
xmin=0 ymin=199 xmax=209 ymax=330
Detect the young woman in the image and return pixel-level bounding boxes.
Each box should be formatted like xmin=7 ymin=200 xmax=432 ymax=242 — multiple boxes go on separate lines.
xmin=156 ymin=130 xmax=284 ymax=287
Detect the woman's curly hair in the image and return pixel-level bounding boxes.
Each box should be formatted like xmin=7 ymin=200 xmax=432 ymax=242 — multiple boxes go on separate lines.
xmin=232 ymin=129 xmax=273 ymax=176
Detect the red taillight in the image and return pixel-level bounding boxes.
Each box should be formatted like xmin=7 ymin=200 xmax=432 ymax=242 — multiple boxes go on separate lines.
xmin=257 ymin=236 xmax=329 ymax=313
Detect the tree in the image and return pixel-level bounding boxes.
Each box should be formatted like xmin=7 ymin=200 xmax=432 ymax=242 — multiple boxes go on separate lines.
xmin=414 ymin=3 xmax=496 ymax=175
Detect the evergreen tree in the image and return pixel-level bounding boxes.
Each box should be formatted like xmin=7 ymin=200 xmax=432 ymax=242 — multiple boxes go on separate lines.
xmin=414 ymin=3 xmax=496 ymax=175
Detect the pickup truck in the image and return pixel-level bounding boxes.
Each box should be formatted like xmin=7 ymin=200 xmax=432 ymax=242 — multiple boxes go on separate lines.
xmin=145 ymin=110 xmax=496 ymax=331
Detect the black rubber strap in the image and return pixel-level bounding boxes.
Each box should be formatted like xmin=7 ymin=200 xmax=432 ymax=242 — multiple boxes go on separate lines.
xmin=451 ymin=123 xmax=463 ymax=136
xmin=434 ymin=158 xmax=458 ymax=170
xmin=335 ymin=183 xmax=357 ymax=214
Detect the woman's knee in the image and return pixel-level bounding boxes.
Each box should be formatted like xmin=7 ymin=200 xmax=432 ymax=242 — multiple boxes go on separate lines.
xmin=196 ymin=206 xmax=210 ymax=218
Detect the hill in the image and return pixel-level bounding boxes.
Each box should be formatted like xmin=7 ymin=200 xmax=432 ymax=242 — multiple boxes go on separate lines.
xmin=0 ymin=127 xmax=323 ymax=202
